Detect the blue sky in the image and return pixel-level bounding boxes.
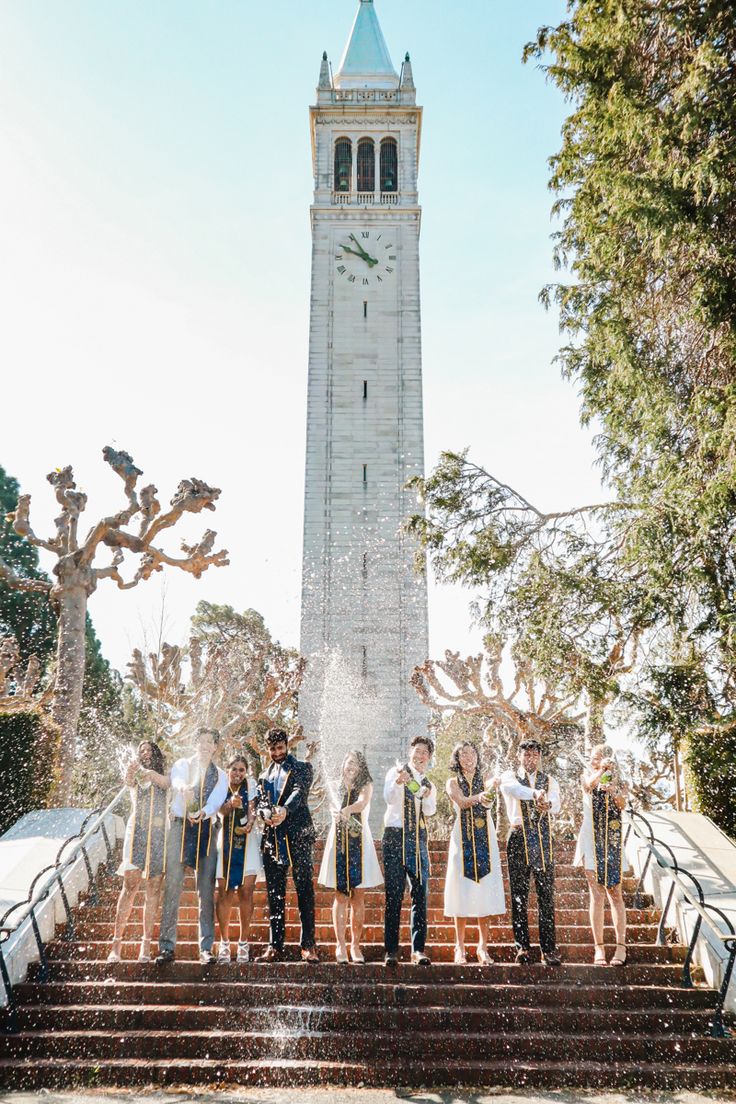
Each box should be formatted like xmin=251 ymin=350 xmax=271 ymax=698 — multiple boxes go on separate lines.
xmin=0 ymin=0 xmax=602 ymax=672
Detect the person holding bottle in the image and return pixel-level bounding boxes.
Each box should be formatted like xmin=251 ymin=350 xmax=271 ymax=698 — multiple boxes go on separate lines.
xmin=501 ymin=739 xmax=562 ymax=967
xmin=216 ymin=756 xmax=263 ymax=964
xmin=155 ymin=727 xmax=228 ymax=966
xmin=574 ymin=743 xmax=629 ymax=966
xmin=382 ymin=735 xmax=437 ymax=966
xmin=108 ymin=740 xmax=170 ymax=964
xmin=444 ymin=741 xmax=505 ymax=965
xmin=318 ymin=750 xmax=383 ymax=963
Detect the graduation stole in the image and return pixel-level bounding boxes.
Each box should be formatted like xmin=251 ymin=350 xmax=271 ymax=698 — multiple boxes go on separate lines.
xmin=265 ymin=763 xmax=293 ymax=867
xmin=457 ymin=772 xmax=492 ymax=883
xmin=592 ymin=787 xmax=623 ymax=888
xmin=518 ymin=771 xmax=554 ymax=872
xmin=128 ymin=781 xmax=169 ymax=879
xmin=222 ymin=779 xmax=251 ymax=890
xmin=402 ymin=778 xmax=429 ymax=883
xmin=334 ymin=788 xmax=363 ymax=896
xmin=181 ymin=761 xmax=219 ymax=872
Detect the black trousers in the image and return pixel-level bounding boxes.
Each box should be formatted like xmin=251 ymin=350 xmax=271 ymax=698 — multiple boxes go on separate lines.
xmin=507 ymin=827 xmax=557 ymax=955
xmin=383 ymin=827 xmax=427 ymax=955
xmin=263 ymin=836 xmax=316 ymax=951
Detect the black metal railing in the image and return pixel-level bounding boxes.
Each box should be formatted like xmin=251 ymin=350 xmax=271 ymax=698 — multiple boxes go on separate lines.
xmin=0 ymin=787 xmax=127 ymax=1032
xmin=625 ymin=805 xmax=736 ymax=1038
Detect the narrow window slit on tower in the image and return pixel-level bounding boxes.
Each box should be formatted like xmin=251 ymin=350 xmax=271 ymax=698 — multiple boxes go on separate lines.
xmin=362 ymin=464 xmax=368 ymax=483
xmin=363 ymin=301 xmax=368 ymax=320
xmin=363 ymin=380 xmax=368 ymax=400
xmin=361 ymin=645 xmax=368 ymax=679
xmin=362 ymin=552 xmax=368 ymax=579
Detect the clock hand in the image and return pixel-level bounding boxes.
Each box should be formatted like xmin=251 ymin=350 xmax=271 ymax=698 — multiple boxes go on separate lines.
xmin=348 ymin=234 xmax=379 ymax=264
xmin=340 ymin=244 xmax=379 ymax=267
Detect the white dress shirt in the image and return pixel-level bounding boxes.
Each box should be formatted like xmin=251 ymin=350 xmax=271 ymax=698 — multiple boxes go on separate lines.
xmin=169 ymin=755 xmax=228 ymax=820
xmin=383 ymin=765 xmax=437 ymax=829
xmin=501 ymin=769 xmax=561 ymax=828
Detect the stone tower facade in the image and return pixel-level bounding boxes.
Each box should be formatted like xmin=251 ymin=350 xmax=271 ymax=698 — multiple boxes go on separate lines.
xmin=299 ymin=0 xmax=429 ymax=786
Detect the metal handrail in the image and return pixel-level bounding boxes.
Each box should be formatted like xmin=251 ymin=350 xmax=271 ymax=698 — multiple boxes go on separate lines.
xmin=625 ymin=806 xmax=736 ymax=1038
xmin=0 ymin=787 xmax=127 ymax=1032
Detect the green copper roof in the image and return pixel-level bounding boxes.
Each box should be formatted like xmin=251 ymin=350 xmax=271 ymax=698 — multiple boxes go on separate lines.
xmin=334 ymin=0 xmax=398 ymax=89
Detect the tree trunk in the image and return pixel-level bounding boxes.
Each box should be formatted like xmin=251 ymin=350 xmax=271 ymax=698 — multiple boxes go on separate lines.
xmin=49 ymin=585 xmax=88 ymax=805
xmin=585 ymin=699 xmax=605 ymax=750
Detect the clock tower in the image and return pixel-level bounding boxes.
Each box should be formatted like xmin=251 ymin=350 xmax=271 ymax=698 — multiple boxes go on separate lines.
xmin=300 ymin=0 xmax=429 ymax=784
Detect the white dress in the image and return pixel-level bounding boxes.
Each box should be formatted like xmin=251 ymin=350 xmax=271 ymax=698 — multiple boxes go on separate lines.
xmin=216 ymin=776 xmax=264 ymax=882
xmin=318 ymin=801 xmax=384 ymax=890
xmin=574 ymin=787 xmax=596 ymax=872
xmin=444 ymin=804 xmax=506 ymax=918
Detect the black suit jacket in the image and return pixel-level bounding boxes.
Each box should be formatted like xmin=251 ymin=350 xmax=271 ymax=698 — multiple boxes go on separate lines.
xmin=257 ymin=755 xmax=315 ymax=848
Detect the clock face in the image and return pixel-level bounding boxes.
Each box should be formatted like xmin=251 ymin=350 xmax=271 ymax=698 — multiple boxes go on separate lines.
xmin=334 ymin=230 xmax=398 ymax=288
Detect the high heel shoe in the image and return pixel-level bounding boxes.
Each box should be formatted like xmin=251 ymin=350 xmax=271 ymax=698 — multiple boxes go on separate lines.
xmin=593 ymin=943 xmax=607 ymax=966
xmin=107 ymin=941 xmax=122 ymax=964
xmin=610 ymin=943 xmax=627 ymax=966
xmin=350 ymin=945 xmax=365 ymax=964
xmin=453 ymin=946 xmax=467 ymax=965
xmin=138 ymin=940 xmax=152 ymax=963
xmin=476 ymin=946 xmax=494 ymax=966
xmin=335 ymin=947 xmax=349 ymax=964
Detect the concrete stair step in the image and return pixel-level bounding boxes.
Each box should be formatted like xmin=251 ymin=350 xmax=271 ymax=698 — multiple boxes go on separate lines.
xmin=0 ymin=1056 xmax=732 ymax=1092
xmin=44 ymin=939 xmax=687 ymax=964
xmin=14 ymin=979 xmax=719 ymax=1010
xmin=11 ymin=1003 xmax=725 ymax=1035
xmin=6 ymin=1028 xmax=732 ymax=1063
xmin=31 ymin=959 xmax=703 ymax=985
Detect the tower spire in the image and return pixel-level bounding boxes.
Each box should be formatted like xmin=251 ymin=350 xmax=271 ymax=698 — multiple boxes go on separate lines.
xmin=318 ymin=50 xmax=332 ymax=90
xmin=333 ymin=0 xmax=398 ymax=90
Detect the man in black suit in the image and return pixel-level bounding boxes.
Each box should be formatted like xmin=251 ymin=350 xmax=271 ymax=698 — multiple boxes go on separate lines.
xmin=256 ymin=728 xmax=318 ymax=963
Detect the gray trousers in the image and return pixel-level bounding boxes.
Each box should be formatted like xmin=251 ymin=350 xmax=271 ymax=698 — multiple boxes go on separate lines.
xmin=158 ymin=818 xmax=219 ymax=953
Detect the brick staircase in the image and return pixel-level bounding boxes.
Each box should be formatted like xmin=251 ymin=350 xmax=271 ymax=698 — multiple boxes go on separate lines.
xmin=0 ymin=838 xmax=733 ymax=1089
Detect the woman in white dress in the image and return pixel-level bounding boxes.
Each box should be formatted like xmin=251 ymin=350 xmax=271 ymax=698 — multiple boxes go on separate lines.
xmin=318 ymin=750 xmax=383 ymax=964
xmin=109 ymin=740 xmax=170 ymax=963
xmin=216 ymin=756 xmax=263 ymax=963
xmin=574 ymin=743 xmax=629 ymax=966
xmin=444 ymin=741 xmax=505 ymax=965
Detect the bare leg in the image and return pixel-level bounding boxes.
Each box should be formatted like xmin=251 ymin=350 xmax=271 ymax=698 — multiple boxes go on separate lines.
xmin=110 ymin=870 xmax=142 ymax=956
xmin=216 ymin=882 xmax=234 ymax=945
xmin=333 ymin=892 xmax=349 ymax=958
xmin=454 ymin=917 xmax=467 ymax=961
xmin=237 ymin=877 xmax=256 ymax=943
xmin=141 ymin=874 xmax=163 ymax=954
xmin=585 ymin=870 xmax=607 ymax=963
xmin=349 ymin=888 xmax=365 ymax=953
xmin=477 ymin=916 xmax=492 ymax=963
xmin=607 ymin=883 xmax=627 ymax=963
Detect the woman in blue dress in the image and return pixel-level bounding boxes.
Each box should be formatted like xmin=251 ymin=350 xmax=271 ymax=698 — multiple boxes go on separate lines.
xmin=216 ymin=756 xmax=263 ymax=963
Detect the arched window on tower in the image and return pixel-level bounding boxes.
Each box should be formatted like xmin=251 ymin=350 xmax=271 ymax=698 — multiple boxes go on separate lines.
xmin=357 ymin=138 xmax=375 ymax=193
xmin=380 ymin=138 xmax=398 ymax=193
xmin=334 ymin=138 xmax=352 ymax=192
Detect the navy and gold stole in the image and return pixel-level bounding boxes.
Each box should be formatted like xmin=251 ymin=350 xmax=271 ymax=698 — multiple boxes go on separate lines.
xmin=222 ymin=779 xmax=251 ymax=889
xmin=457 ymin=773 xmax=492 ymax=883
xmin=128 ymin=782 xmax=168 ymax=879
xmin=334 ymin=788 xmax=363 ymax=895
xmin=181 ymin=761 xmax=220 ymax=872
xmin=518 ymin=771 xmax=554 ymax=872
xmin=402 ymin=778 xmax=430 ymax=883
xmin=265 ymin=766 xmax=293 ymax=867
xmin=592 ymin=787 xmax=623 ymax=888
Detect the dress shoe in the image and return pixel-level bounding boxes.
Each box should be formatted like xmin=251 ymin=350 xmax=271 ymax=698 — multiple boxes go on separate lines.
xmin=384 ymin=953 xmax=398 ymax=967
xmin=411 ymin=951 xmax=431 ymax=966
xmin=154 ymin=949 xmax=175 ymax=966
xmin=515 ymin=949 xmax=531 ymax=965
xmin=301 ymin=947 xmax=319 ymax=963
xmin=257 ymin=946 xmax=283 ymax=963
xmin=542 ymin=951 xmax=562 ymax=967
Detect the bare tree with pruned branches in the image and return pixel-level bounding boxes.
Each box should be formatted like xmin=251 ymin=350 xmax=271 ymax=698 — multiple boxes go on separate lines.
xmin=0 ymin=448 xmax=228 ymax=802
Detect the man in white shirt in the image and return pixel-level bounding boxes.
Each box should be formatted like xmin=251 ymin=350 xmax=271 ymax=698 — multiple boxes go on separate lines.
xmin=155 ymin=727 xmax=228 ymax=966
xmin=501 ymin=738 xmax=562 ymax=967
xmin=383 ymin=735 xmax=437 ymax=966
